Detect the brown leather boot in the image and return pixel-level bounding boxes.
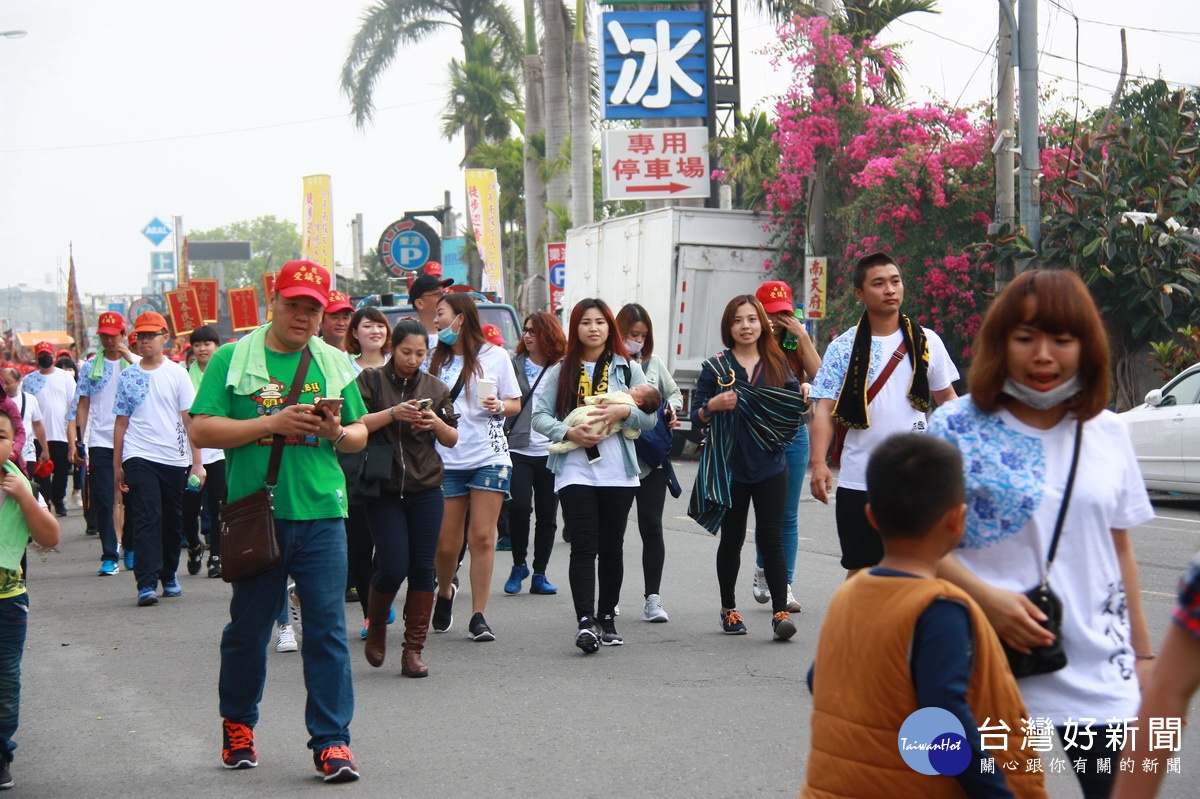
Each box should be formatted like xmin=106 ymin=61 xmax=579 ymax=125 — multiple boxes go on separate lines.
xmin=364 ymin=586 xmax=398 ymax=668
xmin=401 ymin=590 xmax=435 ymax=677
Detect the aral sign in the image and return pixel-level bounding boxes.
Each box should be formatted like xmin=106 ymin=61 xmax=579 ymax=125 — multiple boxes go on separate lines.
xmin=602 ymin=127 xmax=710 ymax=201
xmin=602 ymin=11 xmax=707 ymax=119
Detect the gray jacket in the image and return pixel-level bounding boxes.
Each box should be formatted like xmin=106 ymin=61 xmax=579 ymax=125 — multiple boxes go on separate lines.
xmin=531 ymin=355 xmax=657 ymax=477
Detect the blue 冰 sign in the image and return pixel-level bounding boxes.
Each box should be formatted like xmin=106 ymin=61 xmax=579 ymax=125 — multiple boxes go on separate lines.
xmin=602 ymin=11 xmax=707 ymax=119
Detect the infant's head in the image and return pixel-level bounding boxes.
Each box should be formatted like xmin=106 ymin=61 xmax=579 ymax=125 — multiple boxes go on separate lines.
xmin=628 ymin=384 xmax=663 ymax=413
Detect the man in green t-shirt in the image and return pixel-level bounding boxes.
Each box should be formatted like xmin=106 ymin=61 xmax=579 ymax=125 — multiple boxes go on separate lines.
xmin=190 ymin=260 xmax=368 ymax=784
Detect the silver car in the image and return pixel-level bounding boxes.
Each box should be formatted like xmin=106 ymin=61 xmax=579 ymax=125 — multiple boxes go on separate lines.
xmin=1119 ymin=363 xmax=1200 ymax=492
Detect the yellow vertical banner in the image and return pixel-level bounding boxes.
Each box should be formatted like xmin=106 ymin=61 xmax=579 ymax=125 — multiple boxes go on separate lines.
xmin=804 ymin=256 xmax=827 ymax=320
xmin=465 ymin=168 xmax=503 ymax=299
xmin=301 ymin=174 xmax=334 ymax=285
xmin=180 ymin=236 xmax=190 ymax=286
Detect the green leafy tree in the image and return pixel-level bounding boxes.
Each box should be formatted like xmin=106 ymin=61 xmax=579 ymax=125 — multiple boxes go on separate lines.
xmin=187 ymin=216 xmax=302 ymax=290
xmin=341 ymin=0 xmax=522 ymax=162
xmin=710 ymin=109 xmax=779 ymax=211
xmin=988 ymin=81 xmax=1200 ymax=409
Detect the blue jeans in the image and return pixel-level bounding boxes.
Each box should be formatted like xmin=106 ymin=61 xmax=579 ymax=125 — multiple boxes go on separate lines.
xmin=218 ymin=518 xmax=353 ymax=750
xmin=755 ymin=426 xmax=809 ymax=583
xmin=123 ymin=458 xmax=186 ymax=591
xmin=0 ymin=593 xmax=29 ymax=765
xmin=365 ymin=488 xmax=444 ymax=594
xmin=88 ymin=447 xmax=119 ymax=562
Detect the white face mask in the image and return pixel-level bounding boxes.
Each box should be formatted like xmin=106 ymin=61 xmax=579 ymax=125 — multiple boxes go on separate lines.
xmin=624 ymin=339 xmax=644 ymax=356
xmin=1002 ymin=375 xmax=1082 ymax=410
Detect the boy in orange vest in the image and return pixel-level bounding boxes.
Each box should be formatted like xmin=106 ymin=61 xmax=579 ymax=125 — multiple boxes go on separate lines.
xmin=800 ymin=434 xmax=1046 ymax=799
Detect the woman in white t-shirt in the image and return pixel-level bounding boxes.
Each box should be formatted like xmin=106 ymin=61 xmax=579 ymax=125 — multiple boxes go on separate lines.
xmin=428 ymin=293 xmax=521 ymax=642
xmin=929 ymin=269 xmax=1154 ymax=799
xmin=345 ymin=307 xmax=390 ymax=374
xmin=531 ymin=298 xmax=658 ymax=654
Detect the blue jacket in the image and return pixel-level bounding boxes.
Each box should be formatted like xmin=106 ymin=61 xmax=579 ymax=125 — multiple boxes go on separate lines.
xmin=531 ymin=355 xmax=658 ymax=478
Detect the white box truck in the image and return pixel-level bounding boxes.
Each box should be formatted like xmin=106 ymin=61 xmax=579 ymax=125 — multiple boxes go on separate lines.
xmin=564 ymin=207 xmax=777 ymax=450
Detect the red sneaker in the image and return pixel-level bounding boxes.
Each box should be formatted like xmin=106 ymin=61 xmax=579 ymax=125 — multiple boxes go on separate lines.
xmin=314 ymin=745 xmax=360 ymax=782
xmin=221 ymin=719 xmax=257 ymax=769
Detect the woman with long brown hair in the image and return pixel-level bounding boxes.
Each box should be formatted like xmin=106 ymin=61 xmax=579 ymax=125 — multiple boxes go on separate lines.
xmin=428 ymin=293 xmax=521 ymax=642
xmin=689 ymin=295 xmax=807 ymax=641
xmin=929 ymin=269 xmax=1154 ymax=799
xmin=502 ymin=312 xmax=566 ymax=596
xmin=532 ymin=298 xmax=659 ymax=653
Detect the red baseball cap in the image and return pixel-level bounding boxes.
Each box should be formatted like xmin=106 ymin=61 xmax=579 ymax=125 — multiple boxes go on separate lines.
xmin=134 ymin=311 xmax=169 ymax=334
xmin=275 ymin=260 xmax=331 ymax=306
xmin=34 ymin=341 xmax=55 ymax=355
xmin=325 ymin=290 xmax=353 ymax=315
xmin=97 ymin=311 xmax=126 ymax=336
xmin=423 ymin=260 xmax=444 ymax=279
xmin=34 ymin=459 xmax=53 ymax=478
xmin=482 ymin=324 xmax=506 ymax=346
xmin=756 ymin=280 xmax=794 ymax=315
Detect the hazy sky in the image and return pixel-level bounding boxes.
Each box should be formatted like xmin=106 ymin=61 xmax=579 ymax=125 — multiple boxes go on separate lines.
xmin=0 ymin=0 xmax=1195 ymax=301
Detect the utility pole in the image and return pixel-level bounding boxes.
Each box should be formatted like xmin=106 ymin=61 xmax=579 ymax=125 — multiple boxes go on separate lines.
xmin=1017 ymin=0 xmax=1041 ymax=266
xmin=994 ymin=0 xmax=1017 ymax=292
xmin=350 ymin=213 xmax=364 ymax=282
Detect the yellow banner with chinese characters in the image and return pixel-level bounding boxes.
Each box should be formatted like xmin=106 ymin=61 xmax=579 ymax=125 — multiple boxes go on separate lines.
xmin=465 ymin=168 xmax=503 ymax=299
xmin=301 ymin=174 xmax=334 ymax=282
xmin=804 ymin=256 xmax=827 ymax=320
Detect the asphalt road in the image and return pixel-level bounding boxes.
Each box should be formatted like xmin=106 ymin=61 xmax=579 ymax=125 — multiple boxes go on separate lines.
xmin=14 ymin=467 xmax=1200 ymax=798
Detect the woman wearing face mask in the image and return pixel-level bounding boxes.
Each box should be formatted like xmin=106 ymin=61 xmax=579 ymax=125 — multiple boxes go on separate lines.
xmin=502 ymin=312 xmax=566 ymax=597
xmin=354 ymin=319 xmax=458 ymax=676
xmin=340 ymin=307 xmax=392 ymax=635
xmin=929 ymin=269 xmax=1154 ymax=799
xmin=614 ymin=304 xmax=682 ymax=623
xmin=429 ymin=293 xmax=521 ymax=642
xmin=532 ymin=298 xmax=659 ymax=654
xmin=750 ymin=281 xmax=822 ymax=613
xmin=345 ymin=307 xmax=391 ymax=373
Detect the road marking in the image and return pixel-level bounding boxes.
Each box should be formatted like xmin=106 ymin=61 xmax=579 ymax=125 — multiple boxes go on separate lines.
xmin=1154 ymin=514 xmax=1200 ymax=525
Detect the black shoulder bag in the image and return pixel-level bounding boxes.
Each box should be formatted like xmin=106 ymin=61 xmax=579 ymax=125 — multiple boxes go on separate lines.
xmin=340 ymin=369 xmax=393 ymax=505
xmin=503 ymin=358 xmax=549 ymax=436
xmin=1002 ymin=419 xmax=1083 ymax=678
xmin=219 ymin=347 xmax=311 ymax=583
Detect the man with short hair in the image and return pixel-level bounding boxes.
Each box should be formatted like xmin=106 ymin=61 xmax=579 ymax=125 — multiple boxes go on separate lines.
xmin=190 ymin=260 xmax=369 ymax=783
xmin=113 ymin=312 xmax=200 ymax=605
xmin=184 ymin=325 xmax=225 ymax=578
xmin=409 ymin=271 xmax=454 ymax=349
xmin=320 ymin=290 xmax=353 ymax=350
xmin=808 ymin=252 xmax=959 ymax=577
xmin=23 ymin=341 xmax=75 ymax=516
xmin=73 ymin=312 xmax=138 ymax=575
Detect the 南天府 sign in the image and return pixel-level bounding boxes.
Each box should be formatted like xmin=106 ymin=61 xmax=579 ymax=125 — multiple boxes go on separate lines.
xmin=602 ymin=127 xmax=710 ymax=201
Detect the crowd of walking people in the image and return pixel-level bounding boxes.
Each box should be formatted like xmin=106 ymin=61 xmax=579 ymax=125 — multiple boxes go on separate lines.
xmin=0 ymin=253 xmax=1196 ymax=799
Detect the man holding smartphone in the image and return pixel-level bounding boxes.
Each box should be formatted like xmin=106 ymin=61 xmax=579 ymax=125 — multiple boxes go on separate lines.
xmin=190 ymin=260 xmax=369 ymax=783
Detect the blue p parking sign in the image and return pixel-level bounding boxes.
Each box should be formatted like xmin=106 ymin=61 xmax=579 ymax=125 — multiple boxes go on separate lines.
xmin=378 ymin=218 xmax=441 ymax=276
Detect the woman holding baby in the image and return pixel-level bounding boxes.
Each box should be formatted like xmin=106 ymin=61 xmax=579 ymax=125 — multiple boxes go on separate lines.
xmin=532 ymin=298 xmax=660 ymax=654
xmin=429 ymin=293 xmax=521 ymax=642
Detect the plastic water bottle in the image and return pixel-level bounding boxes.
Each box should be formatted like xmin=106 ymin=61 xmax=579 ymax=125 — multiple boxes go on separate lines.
xmin=187 ymin=474 xmax=202 ymax=492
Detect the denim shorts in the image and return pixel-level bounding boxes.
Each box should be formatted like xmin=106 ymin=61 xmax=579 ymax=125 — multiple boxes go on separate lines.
xmin=443 ymin=465 xmax=511 ymax=499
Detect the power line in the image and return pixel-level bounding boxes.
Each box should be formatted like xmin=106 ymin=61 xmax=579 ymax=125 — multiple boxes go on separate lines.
xmin=1042 ymin=0 xmax=1200 ymax=37
xmin=0 ymin=96 xmax=444 ymax=154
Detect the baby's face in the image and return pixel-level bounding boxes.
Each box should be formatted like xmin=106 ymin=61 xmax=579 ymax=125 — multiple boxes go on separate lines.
xmin=629 ymin=384 xmax=661 ymax=412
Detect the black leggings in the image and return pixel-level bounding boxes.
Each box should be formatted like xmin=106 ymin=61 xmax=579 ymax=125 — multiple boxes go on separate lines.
xmin=635 ymin=467 xmax=667 ymax=596
xmin=717 ymin=470 xmax=789 ymax=613
xmin=184 ymin=460 xmax=226 ymax=557
xmin=346 ymin=504 xmax=374 ymax=617
xmin=559 ymin=484 xmax=637 ymax=622
xmin=508 ymin=452 xmax=558 ymax=574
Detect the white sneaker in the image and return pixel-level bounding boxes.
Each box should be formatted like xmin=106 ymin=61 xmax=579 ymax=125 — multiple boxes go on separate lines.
xmin=752 ymin=567 xmax=770 ymax=604
xmin=276 ymin=624 xmax=298 ymax=653
xmin=287 ymin=582 xmax=302 ymax=632
xmin=642 ymin=594 xmax=669 ymax=623
xmin=785 ymin=585 xmax=802 ymax=614
xmin=70 ymin=490 xmax=82 ymax=507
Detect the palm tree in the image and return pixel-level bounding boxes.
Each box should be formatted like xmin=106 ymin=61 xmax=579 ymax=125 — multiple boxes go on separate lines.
xmin=341 ymin=0 xmax=522 ymax=158
xmin=441 ymin=35 xmax=522 ymax=164
xmin=522 ymin=0 xmax=547 ymax=286
xmin=569 ymin=0 xmax=594 ymax=227
xmin=710 ymin=109 xmax=778 ymax=211
xmin=541 ymin=0 xmax=570 ymax=238
xmin=754 ymin=0 xmax=938 ymax=104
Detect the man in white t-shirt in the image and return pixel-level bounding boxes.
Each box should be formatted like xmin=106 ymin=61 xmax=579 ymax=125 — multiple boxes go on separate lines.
xmin=809 ymin=252 xmax=960 ymax=576
xmin=1 ymin=369 xmax=48 ymax=477
xmin=23 ymin=341 xmax=76 ymax=516
xmin=75 ymin=311 xmax=140 ymax=576
xmin=113 ymin=312 xmax=200 ymax=607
